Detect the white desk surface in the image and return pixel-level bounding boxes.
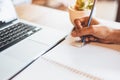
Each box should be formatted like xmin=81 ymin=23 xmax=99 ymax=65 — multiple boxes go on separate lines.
xmin=13 ymin=4 xmax=120 ymax=80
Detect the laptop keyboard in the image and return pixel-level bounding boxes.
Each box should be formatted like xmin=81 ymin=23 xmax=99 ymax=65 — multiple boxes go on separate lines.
xmin=0 ymin=22 xmax=41 ymax=52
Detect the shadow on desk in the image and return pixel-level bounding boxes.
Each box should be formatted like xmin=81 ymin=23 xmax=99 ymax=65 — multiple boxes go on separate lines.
xmin=65 ymin=36 xmax=120 ymax=53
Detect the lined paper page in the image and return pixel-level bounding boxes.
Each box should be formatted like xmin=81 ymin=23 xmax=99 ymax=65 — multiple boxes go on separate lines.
xmin=43 ymin=36 xmax=120 ymax=80
xmin=13 ymin=57 xmax=98 ymax=80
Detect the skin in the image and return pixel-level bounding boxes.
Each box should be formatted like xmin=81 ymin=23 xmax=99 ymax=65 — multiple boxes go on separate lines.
xmin=71 ymin=17 xmax=120 ymax=44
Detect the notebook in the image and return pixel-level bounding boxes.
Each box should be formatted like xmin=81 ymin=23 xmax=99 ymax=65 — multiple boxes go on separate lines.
xmin=0 ymin=0 xmax=66 ymax=80
xmin=42 ymin=36 xmax=120 ymax=80
xmin=12 ymin=36 xmax=120 ymax=80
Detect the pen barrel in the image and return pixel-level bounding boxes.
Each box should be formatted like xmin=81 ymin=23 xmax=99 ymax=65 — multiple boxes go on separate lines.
xmin=81 ymin=36 xmax=86 ymax=42
xmin=81 ymin=0 xmax=96 ymax=45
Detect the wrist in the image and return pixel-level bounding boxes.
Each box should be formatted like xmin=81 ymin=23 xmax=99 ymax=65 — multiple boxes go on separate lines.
xmin=111 ymin=29 xmax=120 ymax=44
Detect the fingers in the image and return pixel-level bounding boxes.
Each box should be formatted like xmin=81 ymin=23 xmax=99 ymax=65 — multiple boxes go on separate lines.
xmin=72 ymin=17 xmax=100 ymax=43
xmin=74 ymin=17 xmax=88 ymax=27
xmin=71 ymin=27 xmax=93 ymax=37
xmin=84 ymin=36 xmax=98 ymax=43
xmin=74 ymin=17 xmax=99 ymax=27
xmin=79 ymin=17 xmax=89 ymax=26
xmin=71 ymin=31 xmax=98 ymax=43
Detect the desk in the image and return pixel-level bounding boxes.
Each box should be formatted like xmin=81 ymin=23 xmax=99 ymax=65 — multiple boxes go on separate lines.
xmin=13 ymin=4 xmax=120 ymax=80
xmin=16 ymin=4 xmax=73 ymax=34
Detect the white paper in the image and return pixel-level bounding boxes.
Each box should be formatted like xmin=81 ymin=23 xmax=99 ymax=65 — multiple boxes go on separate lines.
xmin=43 ymin=36 xmax=120 ymax=80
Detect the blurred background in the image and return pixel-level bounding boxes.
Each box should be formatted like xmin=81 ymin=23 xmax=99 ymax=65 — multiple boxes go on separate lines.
xmin=12 ymin=0 xmax=120 ymax=22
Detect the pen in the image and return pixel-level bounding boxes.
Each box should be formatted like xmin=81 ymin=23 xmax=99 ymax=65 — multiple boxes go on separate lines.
xmin=81 ymin=0 xmax=97 ymax=46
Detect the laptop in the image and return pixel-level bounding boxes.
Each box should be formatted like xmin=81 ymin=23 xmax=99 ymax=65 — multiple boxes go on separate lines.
xmin=0 ymin=0 xmax=67 ymax=80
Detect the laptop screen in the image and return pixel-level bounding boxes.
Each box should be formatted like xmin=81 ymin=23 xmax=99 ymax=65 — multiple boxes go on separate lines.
xmin=0 ymin=0 xmax=17 ymax=25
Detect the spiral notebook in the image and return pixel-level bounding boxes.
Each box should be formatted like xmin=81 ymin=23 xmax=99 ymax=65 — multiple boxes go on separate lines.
xmin=42 ymin=36 xmax=120 ymax=80
xmin=12 ymin=57 xmax=101 ymax=80
xmin=13 ymin=36 xmax=120 ymax=80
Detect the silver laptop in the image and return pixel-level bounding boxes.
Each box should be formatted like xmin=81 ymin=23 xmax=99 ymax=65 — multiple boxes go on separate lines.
xmin=0 ymin=0 xmax=66 ymax=80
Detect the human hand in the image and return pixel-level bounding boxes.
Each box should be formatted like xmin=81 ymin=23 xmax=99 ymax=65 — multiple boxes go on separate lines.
xmin=71 ymin=17 xmax=115 ymax=44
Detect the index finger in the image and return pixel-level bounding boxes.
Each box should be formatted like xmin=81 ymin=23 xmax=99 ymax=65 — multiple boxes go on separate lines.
xmin=74 ymin=19 xmax=82 ymax=30
xmin=80 ymin=17 xmax=100 ymax=25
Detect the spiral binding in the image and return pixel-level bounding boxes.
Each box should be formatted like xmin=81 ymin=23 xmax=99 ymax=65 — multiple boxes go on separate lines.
xmin=42 ymin=57 xmax=103 ymax=80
